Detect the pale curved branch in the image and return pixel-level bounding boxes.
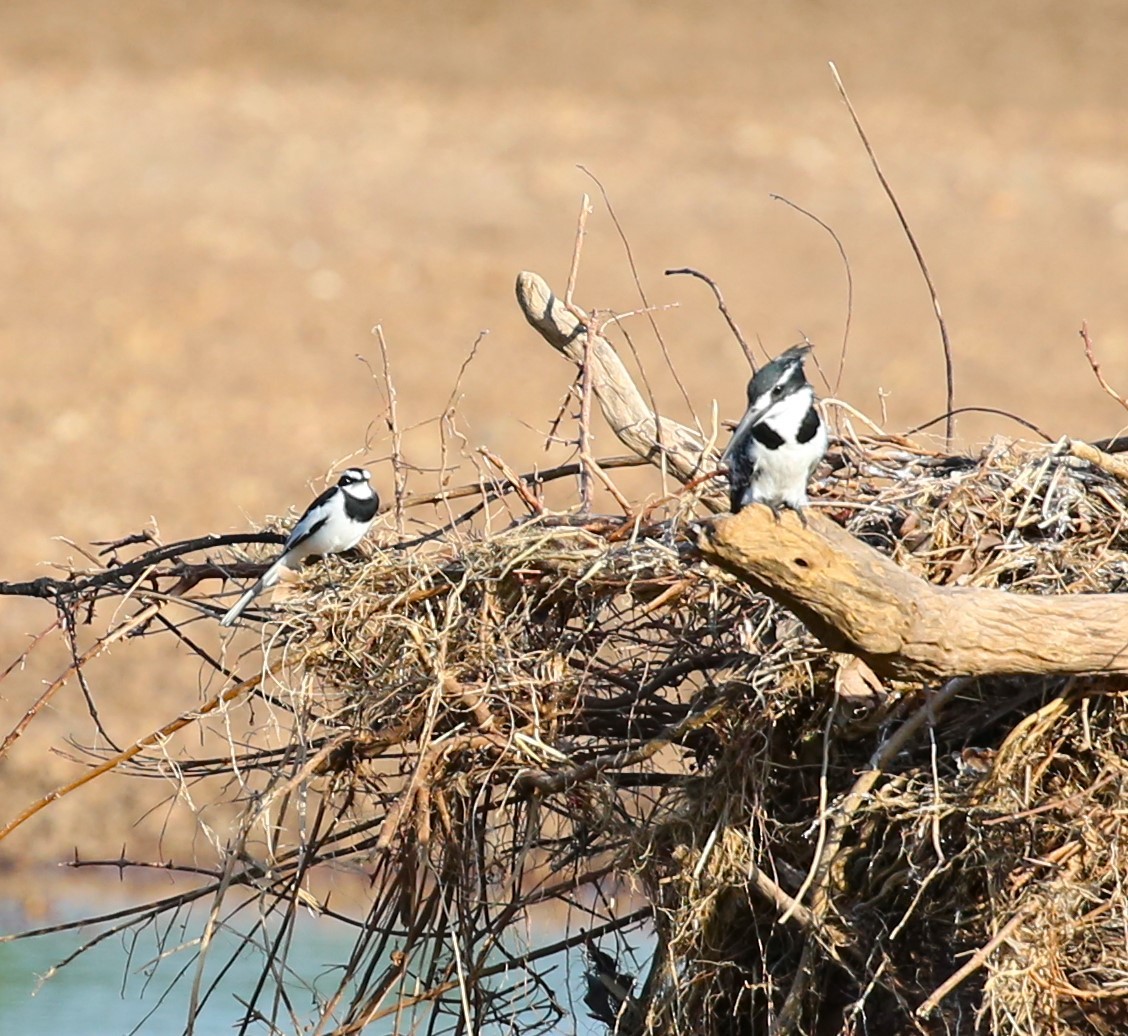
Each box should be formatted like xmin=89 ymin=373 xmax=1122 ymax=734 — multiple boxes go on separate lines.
xmin=697 ymin=508 xmax=1128 ymax=681
xmin=516 ymin=267 xmax=1128 ymax=682
xmin=515 ymin=270 xmax=726 ymax=511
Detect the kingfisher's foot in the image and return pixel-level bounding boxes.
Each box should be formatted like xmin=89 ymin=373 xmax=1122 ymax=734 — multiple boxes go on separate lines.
xmin=763 ymin=501 xmax=808 ymax=527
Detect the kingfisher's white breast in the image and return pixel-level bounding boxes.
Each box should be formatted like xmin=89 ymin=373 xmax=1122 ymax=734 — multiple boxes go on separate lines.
xmin=747 ymin=433 xmax=825 ymax=507
xmin=744 ymin=391 xmax=827 ymax=509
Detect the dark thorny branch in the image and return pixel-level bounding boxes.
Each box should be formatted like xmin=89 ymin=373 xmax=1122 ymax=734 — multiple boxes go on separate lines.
xmin=8 ymin=240 xmax=1128 ymax=1036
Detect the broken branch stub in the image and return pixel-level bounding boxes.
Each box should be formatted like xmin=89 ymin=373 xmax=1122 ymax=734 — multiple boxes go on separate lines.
xmin=698 ymin=508 xmax=1128 ymax=681
xmin=515 ymin=271 xmax=725 ymax=511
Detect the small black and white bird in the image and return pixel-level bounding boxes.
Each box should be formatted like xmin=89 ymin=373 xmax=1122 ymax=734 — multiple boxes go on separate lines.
xmin=722 ymin=344 xmax=828 ymax=517
xmin=220 ymin=467 xmax=379 ymax=627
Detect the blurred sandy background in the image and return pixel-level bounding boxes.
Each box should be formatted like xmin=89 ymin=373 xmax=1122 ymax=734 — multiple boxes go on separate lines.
xmin=2 ymin=0 xmax=1128 ymax=873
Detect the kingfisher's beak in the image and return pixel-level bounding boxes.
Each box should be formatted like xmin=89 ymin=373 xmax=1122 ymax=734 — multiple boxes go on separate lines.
xmin=721 ymin=403 xmax=766 ymax=467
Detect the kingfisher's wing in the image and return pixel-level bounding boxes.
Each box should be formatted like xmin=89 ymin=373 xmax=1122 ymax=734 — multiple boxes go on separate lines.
xmin=725 ymin=437 xmax=759 ymax=512
xmin=723 ymin=400 xmax=765 ymax=512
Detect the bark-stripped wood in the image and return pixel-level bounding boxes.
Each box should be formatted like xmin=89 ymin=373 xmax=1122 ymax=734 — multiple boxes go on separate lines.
xmin=515 ymin=270 xmax=726 ymax=511
xmin=698 ymin=508 xmax=1128 ymax=680
xmin=517 ymin=268 xmax=1128 ymax=681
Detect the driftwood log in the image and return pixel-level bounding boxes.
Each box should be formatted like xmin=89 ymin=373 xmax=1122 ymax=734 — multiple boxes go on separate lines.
xmin=516 ymin=269 xmax=1128 ymax=682
xmin=700 ymin=509 xmax=1128 ymax=680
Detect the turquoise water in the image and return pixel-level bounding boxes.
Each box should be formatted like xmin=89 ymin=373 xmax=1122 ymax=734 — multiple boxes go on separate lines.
xmin=0 ymin=891 xmax=625 ymax=1034
xmin=1 ymin=907 xmax=386 ymax=1035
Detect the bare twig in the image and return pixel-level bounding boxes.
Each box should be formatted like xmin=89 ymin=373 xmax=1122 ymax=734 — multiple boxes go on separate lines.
xmin=396 ymin=454 xmax=647 ymax=511
xmin=811 ymin=679 xmax=969 ymax=918
xmin=373 ymin=324 xmax=408 ymax=536
xmin=516 ymin=270 xmax=723 ymax=508
xmin=0 ymin=620 xmax=63 ymax=760
xmin=665 ymin=266 xmax=755 ymax=370
xmin=916 ymin=907 xmax=1029 ymax=1017
xmin=768 ymin=194 xmax=853 ymax=396
xmin=829 ymin=61 xmax=955 ymax=445
xmin=563 ymin=194 xmax=597 ymax=512
xmin=0 ymin=532 xmax=282 ymax=601
xmin=904 ymin=406 xmax=1054 ymax=442
xmin=478 ymin=447 xmax=542 ymax=516
xmin=582 ymin=166 xmax=699 ymax=430
xmin=0 ymin=663 xmax=275 ymax=843
xmin=1079 ymin=320 xmax=1128 ymax=413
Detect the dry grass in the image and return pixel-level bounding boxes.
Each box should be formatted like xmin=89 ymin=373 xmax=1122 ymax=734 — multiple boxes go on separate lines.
xmin=6 ymin=417 xmax=1128 ymax=1033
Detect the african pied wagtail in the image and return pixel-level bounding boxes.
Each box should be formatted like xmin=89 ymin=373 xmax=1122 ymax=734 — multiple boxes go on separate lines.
xmin=722 ymin=344 xmax=827 ymax=517
xmin=220 ymin=467 xmax=379 ymax=627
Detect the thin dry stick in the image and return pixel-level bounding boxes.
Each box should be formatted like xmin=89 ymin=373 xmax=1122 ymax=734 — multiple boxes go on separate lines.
xmin=564 ymin=193 xmax=597 ymax=512
xmin=904 ymin=406 xmax=1054 ymax=442
xmin=829 ymin=61 xmax=955 ymax=446
xmin=769 ymin=194 xmax=854 ymax=397
xmin=434 ymin=329 xmax=488 ymax=539
xmin=0 ymin=620 xmax=59 ymax=684
xmin=0 ymin=619 xmax=62 ymax=759
xmin=747 ymin=858 xmax=822 ymax=939
xmin=582 ymin=165 xmax=700 ymax=431
xmin=801 ymin=678 xmax=970 ymax=923
xmin=1080 ymin=320 xmax=1128 ymax=413
xmin=564 ymin=193 xmax=591 ymax=308
xmin=516 ymin=271 xmax=722 ymax=505
xmin=0 ymin=607 xmax=158 ymax=764
xmin=780 ymin=698 xmax=837 ymax=925
xmin=578 ymin=449 xmax=634 ymax=516
xmin=518 ymin=701 xmax=726 ymax=795
xmin=347 ymin=909 xmax=654 ymax=1032
xmin=916 ymin=907 xmax=1029 ymax=1017
xmin=373 ymin=325 xmax=407 ymax=537
xmin=769 ymin=936 xmax=820 ymax=1036
xmin=0 ymin=662 xmax=276 ymax=843
xmin=478 ymin=448 xmax=542 ymax=516
xmin=665 ymin=266 xmax=755 ymax=371
xmin=60 ymin=607 xmax=121 ymax=752
xmin=600 ymin=313 xmax=680 ymax=502
xmin=396 ymin=455 xmax=647 ymax=510
xmin=189 ymin=832 xmax=243 ymax=1026
xmin=438 ymin=328 xmax=489 ymax=488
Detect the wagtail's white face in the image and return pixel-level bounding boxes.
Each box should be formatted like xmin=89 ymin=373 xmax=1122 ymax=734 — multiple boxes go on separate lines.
xmin=337 ymin=468 xmax=374 ymax=496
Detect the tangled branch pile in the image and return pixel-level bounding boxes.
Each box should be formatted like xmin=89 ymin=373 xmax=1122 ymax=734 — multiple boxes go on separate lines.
xmin=5 ymin=272 xmax=1128 ymax=1036
xmin=280 ymin=428 xmax=1128 ymax=1035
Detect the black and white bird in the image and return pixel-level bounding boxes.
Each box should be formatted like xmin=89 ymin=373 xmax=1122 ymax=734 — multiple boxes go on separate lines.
xmin=722 ymin=344 xmax=828 ymax=517
xmin=220 ymin=467 xmax=379 ymax=627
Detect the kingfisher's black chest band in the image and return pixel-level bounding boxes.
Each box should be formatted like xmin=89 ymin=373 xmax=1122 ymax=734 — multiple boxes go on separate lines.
xmin=751 ymin=423 xmax=785 ymax=450
xmin=796 ymin=407 xmax=821 ymax=445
